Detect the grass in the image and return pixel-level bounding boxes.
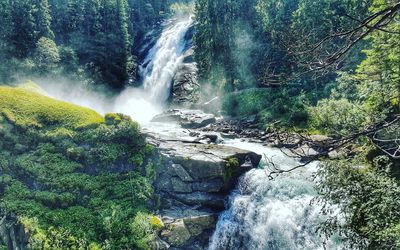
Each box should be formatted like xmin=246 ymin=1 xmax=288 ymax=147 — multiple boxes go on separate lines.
xmin=0 ymin=85 xmax=104 ymax=129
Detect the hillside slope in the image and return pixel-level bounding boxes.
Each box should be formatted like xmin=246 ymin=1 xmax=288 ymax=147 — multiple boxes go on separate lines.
xmin=0 ymin=85 xmax=160 ymax=249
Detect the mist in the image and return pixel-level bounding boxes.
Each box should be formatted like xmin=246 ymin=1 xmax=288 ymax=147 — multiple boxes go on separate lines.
xmin=30 ymin=77 xmax=162 ymax=124
xmin=26 ymin=13 xmax=195 ymax=125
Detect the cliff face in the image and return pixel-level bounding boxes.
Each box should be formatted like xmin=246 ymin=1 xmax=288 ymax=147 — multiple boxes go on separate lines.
xmin=147 ymin=110 xmax=262 ymax=249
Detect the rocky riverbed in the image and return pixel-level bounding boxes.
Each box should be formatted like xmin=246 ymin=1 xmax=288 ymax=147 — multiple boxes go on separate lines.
xmin=143 ymin=108 xmax=341 ymax=249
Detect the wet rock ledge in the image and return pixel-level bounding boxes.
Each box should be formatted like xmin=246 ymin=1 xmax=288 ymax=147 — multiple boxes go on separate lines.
xmin=146 ymin=110 xmax=262 ymax=249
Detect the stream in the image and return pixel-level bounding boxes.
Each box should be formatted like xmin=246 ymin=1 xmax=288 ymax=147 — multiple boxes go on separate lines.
xmin=38 ymin=13 xmax=342 ymax=250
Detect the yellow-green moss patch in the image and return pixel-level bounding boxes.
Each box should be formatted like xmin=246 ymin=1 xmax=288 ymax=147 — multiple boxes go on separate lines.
xmin=0 ymin=86 xmax=104 ymax=129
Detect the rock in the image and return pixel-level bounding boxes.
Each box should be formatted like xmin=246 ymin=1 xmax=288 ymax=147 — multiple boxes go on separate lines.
xmin=220 ymin=133 xmax=237 ymax=139
xmin=158 ymin=141 xmax=261 ymax=182
xmin=172 ymin=63 xmax=199 ymax=106
xmin=152 ymin=236 xmax=170 ymax=250
xmin=151 ymin=130 xmax=261 ymax=248
xmin=183 ymin=215 xmax=216 ymax=237
xmin=172 ymin=192 xmax=225 ymax=209
xmin=151 ymin=109 xmax=216 ymax=129
xmin=192 ymin=179 xmax=224 ymax=193
xmin=169 ymin=164 xmax=194 ymax=182
xmin=293 ymin=144 xmax=319 ymax=158
xmin=0 ymin=215 xmax=29 ymax=250
xmin=309 ymin=134 xmax=331 ymax=142
xmin=171 ymin=178 xmax=193 ymax=193
xmin=161 ymin=220 xmax=191 ymax=247
xmin=148 ymin=110 xmax=263 ymax=249
xmin=200 ymin=133 xmax=219 ymax=143
xmin=160 ymin=209 xmax=217 ymax=249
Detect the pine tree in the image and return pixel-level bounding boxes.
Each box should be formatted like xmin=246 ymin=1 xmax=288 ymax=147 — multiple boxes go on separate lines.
xmin=34 ymin=0 xmax=54 ymax=39
xmin=10 ymin=0 xmax=37 ymax=58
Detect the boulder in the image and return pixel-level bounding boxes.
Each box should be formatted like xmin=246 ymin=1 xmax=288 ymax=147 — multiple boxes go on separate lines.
xmin=172 ymin=63 xmax=199 ymax=106
xmin=151 ymin=135 xmax=261 ymax=225
xmin=159 ymin=209 xmax=217 ymax=249
xmin=161 ymin=220 xmax=192 ymax=247
xmin=151 ymin=109 xmax=216 ymax=129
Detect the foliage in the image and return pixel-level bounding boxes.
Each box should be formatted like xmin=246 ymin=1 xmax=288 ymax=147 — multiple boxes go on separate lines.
xmin=34 ymin=37 xmax=61 ymax=73
xmin=0 ymin=84 xmax=103 ymax=128
xmin=0 ymin=0 xmax=181 ymax=88
xmin=317 ymin=156 xmax=400 ymax=249
xmin=130 ymin=212 xmax=164 ymax=250
xmin=222 ymin=87 xmax=309 ymax=128
xmin=0 ymin=86 xmax=158 ymax=248
xmin=309 ymin=98 xmax=368 ymax=136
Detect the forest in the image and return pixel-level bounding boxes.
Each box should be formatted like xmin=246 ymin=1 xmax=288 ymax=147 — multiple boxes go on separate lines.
xmin=0 ymin=0 xmax=399 ymax=249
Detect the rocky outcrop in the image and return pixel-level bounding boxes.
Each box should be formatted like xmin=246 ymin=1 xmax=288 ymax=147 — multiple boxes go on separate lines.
xmin=152 ymin=135 xmax=261 ymax=211
xmin=151 ymin=109 xmax=216 ymax=129
xmin=171 ymin=24 xmax=199 ymax=106
xmin=145 ymin=116 xmax=262 ymax=249
xmin=160 ymin=209 xmax=217 ymax=249
xmin=0 ymin=215 xmax=28 ymax=250
xmin=172 ymin=62 xmax=199 ymax=106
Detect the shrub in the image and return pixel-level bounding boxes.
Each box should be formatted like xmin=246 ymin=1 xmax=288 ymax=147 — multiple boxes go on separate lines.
xmin=309 ymin=98 xmax=367 ymax=136
xmin=317 ymin=157 xmax=400 ymax=249
xmin=0 ymin=86 xmax=158 ymax=249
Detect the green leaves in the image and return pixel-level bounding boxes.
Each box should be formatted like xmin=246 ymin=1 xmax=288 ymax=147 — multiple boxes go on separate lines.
xmin=0 ymin=96 xmax=157 ymax=248
xmin=317 ymin=157 xmax=400 ymax=248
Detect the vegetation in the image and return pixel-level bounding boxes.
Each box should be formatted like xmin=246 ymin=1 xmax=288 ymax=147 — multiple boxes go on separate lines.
xmin=0 ymin=85 xmax=159 ymax=249
xmin=195 ymin=0 xmax=400 ymax=248
xmin=0 ymin=83 xmax=103 ymax=128
xmin=0 ymin=0 xmax=399 ymax=249
xmin=0 ymin=0 xmax=189 ymax=89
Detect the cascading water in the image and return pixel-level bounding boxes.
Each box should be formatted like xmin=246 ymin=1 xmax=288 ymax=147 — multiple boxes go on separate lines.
xmin=140 ymin=15 xmax=193 ymax=104
xmin=33 ymin=11 xmax=342 ymax=250
xmin=113 ymin=14 xmax=194 ymax=123
xmin=38 ymin=14 xmax=194 ymax=124
xmin=209 ymin=140 xmax=342 ymax=250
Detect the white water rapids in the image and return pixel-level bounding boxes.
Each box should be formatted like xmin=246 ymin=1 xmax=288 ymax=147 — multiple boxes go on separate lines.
xmin=35 ymin=13 xmax=342 ymax=250
xmin=208 ymin=140 xmax=342 ymax=250
xmin=114 ymin=15 xmax=193 ymax=123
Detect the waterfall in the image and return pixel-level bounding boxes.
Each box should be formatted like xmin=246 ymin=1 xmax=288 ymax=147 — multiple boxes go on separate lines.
xmin=113 ymin=15 xmax=193 ymax=123
xmin=209 ymin=140 xmax=342 ymax=250
xmin=38 ymin=15 xmax=193 ymax=124
xmin=140 ymin=15 xmax=193 ymax=104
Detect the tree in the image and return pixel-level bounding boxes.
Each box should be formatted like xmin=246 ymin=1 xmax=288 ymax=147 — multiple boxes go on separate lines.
xmin=10 ymin=0 xmax=37 ymax=58
xmin=33 ymin=0 xmax=54 ymax=39
xmin=34 ymin=37 xmax=60 ymax=73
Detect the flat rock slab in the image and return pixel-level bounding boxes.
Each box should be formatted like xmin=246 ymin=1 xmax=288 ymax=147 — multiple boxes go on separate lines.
xmin=158 ymin=139 xmax=262 ymax=182
xmin=151 ymin=109 xmax=216 ymax=129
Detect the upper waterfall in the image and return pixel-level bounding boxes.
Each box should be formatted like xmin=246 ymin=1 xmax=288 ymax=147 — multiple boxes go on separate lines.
xmin=113 ymin=14 xmax=194 ymax=123
xmin=140 ymin=15 xmax=194 ymax=104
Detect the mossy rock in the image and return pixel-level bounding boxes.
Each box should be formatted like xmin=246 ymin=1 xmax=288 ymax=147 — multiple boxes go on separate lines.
xmin=223 ymin=157 xmax=240 ymax=182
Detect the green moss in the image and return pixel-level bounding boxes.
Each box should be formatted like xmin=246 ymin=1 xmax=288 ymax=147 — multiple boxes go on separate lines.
xmin=223 ymin=157 xmax=240 ymax=182
xmin=0 ymin=85 xmax=104 ymax=129
xmin=0 ymin=88 xmax=158 ymax=249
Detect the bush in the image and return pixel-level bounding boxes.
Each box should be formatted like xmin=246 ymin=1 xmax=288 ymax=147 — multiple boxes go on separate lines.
xmin=317 ymin=157 xmax=400 ymax=249
xmin=130 ymin=212 xmax=162 ymax=250
xmin=222 ymin=88 xmax=269 ymax=117
xmin=309 ymin=98 xmax=367 ymax=136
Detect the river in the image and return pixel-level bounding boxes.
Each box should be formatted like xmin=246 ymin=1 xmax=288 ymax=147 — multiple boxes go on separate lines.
xmin=38 ymin=13 xmax=341 ymax=250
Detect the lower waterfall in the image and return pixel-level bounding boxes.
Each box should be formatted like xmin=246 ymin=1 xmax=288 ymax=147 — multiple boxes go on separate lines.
xmin=209 ymin=140 xmax=342 ymax=250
